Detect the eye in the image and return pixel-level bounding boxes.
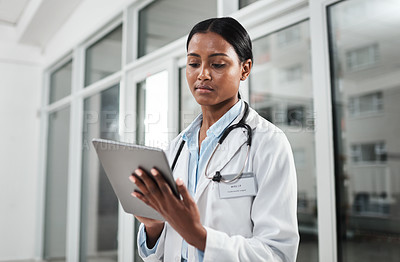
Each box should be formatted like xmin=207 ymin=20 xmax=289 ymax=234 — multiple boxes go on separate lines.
xmin=188 ymin=63 xmax=200 ymax=68
xmin=212 ymin=63 xmax=225 ymax=69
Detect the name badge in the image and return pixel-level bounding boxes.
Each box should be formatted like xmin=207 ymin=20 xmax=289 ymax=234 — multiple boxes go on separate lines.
xmin=218 ymin=172 xmax=257 ymax=199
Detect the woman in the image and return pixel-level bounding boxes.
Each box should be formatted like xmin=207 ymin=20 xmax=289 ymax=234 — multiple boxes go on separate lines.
xmin=130 ymin=17 xmax=299 ymax=262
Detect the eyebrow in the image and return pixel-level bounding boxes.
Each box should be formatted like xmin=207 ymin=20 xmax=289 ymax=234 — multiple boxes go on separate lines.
xmin=187 ymin=53 xmax=229 ymax=58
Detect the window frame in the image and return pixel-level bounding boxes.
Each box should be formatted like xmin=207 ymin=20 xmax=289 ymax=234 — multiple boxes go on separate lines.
xmin=310 ymin=1 xmax=342 ymax=262
xmin=47 ymin=55 xmax=74 ymax=105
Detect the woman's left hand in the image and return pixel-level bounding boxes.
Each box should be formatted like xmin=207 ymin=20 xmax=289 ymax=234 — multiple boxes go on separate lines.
xmin=130 ymin=168 xmax=207 ymax=251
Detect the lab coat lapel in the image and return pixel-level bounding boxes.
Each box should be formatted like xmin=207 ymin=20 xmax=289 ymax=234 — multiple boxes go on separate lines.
xmin=194 ymin=128 xmax=247 ymax=203
xmin=203 ymin=128 xmax=247 ymax=177
xmin=194 ymin=171 xmax=212 ymax=203
xmin=172 ymin=140 xmax=189 ymax=187
xmin=194 ymin=103 xmax=258 ymax=203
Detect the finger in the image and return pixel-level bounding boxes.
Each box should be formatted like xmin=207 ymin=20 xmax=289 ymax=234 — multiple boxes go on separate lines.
xmin=131 ymin=191 xmax=154 ymax=208
xmin=151 ymin=168 xmax=173 ymax=195
xmin=130 ymin=173 xmax=151 ymax=197
xmin=176 ymin=178 xmax=193 ymax=207
xmin=135 ymin=169 xmax=160 ymax=197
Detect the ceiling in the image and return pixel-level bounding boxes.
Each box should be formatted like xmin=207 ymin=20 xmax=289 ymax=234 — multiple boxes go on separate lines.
xmin=0 ymin=0 xmax=82 ymax=47
xmin=0 ymin=0 xmax=30 ymax=25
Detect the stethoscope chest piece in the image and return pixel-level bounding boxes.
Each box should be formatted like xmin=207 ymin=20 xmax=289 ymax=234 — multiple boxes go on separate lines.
xmin=212 ymin=171 xmax=222 ymax=182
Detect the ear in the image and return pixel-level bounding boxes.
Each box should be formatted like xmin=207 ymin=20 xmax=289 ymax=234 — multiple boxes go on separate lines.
xmin=240 ymin=59 xmax=252 ymax=81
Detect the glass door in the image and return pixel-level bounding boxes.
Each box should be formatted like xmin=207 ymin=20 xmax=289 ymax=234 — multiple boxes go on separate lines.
xmin=328 ymin=0 xmax=400 ymax=260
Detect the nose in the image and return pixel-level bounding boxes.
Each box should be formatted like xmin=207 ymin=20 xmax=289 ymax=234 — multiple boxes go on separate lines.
xmin=198 ymin=65 xmax=211 ymax=81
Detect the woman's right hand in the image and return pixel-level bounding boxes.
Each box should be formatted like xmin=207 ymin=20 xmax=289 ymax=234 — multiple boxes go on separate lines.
xmin=134 ymin=215 xmax=164 ymax=248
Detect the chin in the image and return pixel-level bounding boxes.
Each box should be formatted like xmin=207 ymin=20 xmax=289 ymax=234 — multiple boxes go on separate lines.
xmin=194 ymin=97 xmax=238 ymax=108
xmin=194 ymin=98 xmax=214 ymax=107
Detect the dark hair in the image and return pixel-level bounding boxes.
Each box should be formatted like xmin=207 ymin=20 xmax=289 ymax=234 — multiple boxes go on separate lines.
xmin=186 ymin=17 xmax=253 ymax=63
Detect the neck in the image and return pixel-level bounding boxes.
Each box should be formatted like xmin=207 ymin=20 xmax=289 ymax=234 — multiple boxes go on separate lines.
xmin=200 ymin=98 xmax=239 ymax=131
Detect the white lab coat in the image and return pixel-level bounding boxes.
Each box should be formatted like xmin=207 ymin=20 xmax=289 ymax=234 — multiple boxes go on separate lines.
xmin=138 ymin=103 xmax=299 ymax=262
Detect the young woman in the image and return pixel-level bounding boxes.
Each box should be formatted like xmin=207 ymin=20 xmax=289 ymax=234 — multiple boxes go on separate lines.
xmin=130 ymin=17 xmax=299 ymax=262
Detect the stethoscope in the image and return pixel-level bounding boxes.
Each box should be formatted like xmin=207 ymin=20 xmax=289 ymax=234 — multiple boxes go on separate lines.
xmin=171 ymin=101 xmax=252 ymax=183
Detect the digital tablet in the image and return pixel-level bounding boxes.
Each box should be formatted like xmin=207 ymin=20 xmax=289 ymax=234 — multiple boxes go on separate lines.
xmin=92 ymin=138 xmax=179 ymax=220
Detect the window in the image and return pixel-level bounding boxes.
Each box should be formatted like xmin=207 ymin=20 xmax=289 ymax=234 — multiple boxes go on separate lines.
xmin=253 ymin=36 xmax=270 ymax=65
xmin=137 ymin=0 xmax=217 ymax=57
xmin=80 ymin=84 xmax=120 ymax=262
xmin=293 ymin=148 xmax=306 ymax=168
xmin=277 ymin=24 xmax=301 ymax=47
xmin=179 ymin=66 xmax=201 ymax=131
xmin=43 ymin=57 xmax=74 ymax=261
xmin=280 ymin=64 xmax=302 ymax=82
xmin=134 ymin=70 xmax=169 ymax=261
xmin=353 ymin=191 xmax=391 ymax=216
xmin=256 ymin=106 xmax=274 ymax=123
xmin=346 ymin=44 xmax=379 ymax=71
xmin=49 ymin=60 xmax=72 ymax=103
xmin=249 ymin=21 xmax=318 ymax=262
xmin=329 ymin=0 xmax=400 ymax=260
xmin=287 ymin=106 xmax=305 ymax=126
xmin=349 ymin=92 xmax=383 ymax=116
xmin=136 ymin=70 xmax=169 ymax=148
xmin=85 ymin=25 xmax=123 ymax=86
xmin=43 ymin=107 xmax=70 ymax=261
xmin=350 ymin=142 xmax=387 ymax=163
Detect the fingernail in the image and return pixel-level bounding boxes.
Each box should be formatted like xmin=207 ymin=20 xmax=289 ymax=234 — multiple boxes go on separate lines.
xmin=135 ymin=169 xmax=142 ymax=176
xmin=129 ymin=176 xmax=136 ymax=183
xmin=151 ymin=168 xmax=157 ymax=176
xmin=176 ymin=178 xmax=183 ymax=186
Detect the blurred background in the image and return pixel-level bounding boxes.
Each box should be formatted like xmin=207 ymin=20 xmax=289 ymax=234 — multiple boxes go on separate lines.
xmin=0 ymin=0 xmax=399 ymax=261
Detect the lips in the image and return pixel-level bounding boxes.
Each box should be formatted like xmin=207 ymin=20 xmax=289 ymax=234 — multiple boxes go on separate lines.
xmin=195 ymin=85 xmax=214 ymax=92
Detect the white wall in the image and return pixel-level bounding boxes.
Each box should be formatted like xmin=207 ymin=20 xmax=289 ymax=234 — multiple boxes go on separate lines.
xmin=0 ymin=42 xmax=42 ymax=261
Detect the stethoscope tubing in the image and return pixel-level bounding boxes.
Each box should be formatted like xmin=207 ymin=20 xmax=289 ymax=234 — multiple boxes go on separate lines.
xmin=204 ymin=143 xmax=251 ymax=183
xmin=171 ymin=101 xmax=252 ymax=183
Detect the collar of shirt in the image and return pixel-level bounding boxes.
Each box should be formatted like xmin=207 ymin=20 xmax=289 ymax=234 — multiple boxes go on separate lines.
xmin=182 ymin=100 xmax=243 ymax=145
xmin=181 ymin=99 xmax=243 ymax=197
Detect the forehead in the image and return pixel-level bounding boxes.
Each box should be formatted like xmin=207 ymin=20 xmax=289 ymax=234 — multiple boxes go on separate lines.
xmin=187 ymin=32 xmax=237 ymax=57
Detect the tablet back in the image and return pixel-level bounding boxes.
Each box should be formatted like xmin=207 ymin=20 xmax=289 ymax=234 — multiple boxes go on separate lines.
xmin=92 ymin=138 xmax=178 ymax=220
